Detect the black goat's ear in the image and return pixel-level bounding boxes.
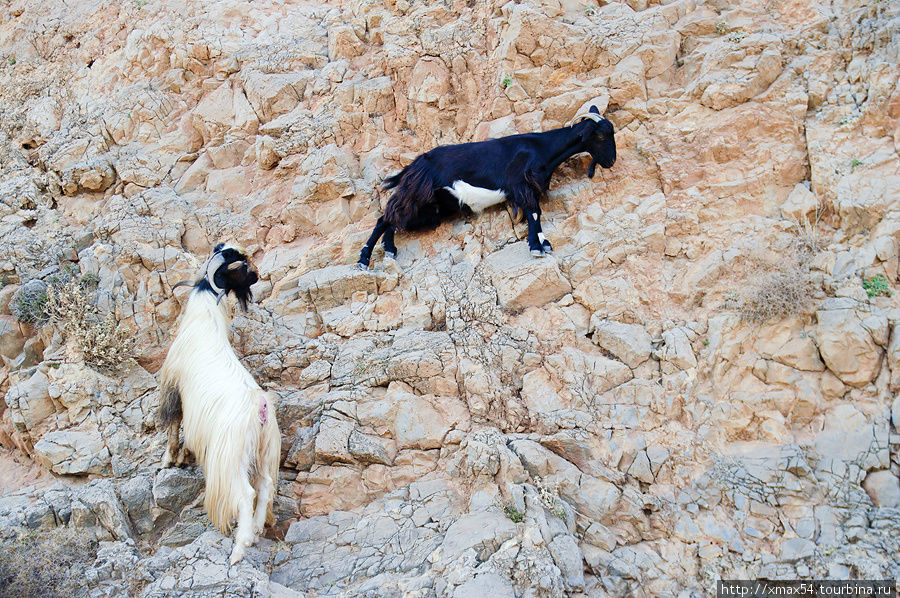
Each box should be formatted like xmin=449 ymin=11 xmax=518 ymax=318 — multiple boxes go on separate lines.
xmin=589 ymin=105 xmax=600 ymax=114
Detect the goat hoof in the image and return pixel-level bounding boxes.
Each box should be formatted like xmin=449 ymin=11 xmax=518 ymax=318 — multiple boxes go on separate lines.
xmin=530 ymin=249 xmax=545 ymax=257
xmin=229 ymin=546 xmax=246 ymax=565
xmin=384 ymin=251 xmax=397 ymax=260
xmin=356 ymin=262 xmax=369 ymax=271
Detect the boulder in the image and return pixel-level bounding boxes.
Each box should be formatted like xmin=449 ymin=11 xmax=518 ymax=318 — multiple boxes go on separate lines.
xmin=483 ymin=245 xmax=572 ymax=309
xmin=862 ymin=470 xmax=900 ymax=508
xmin=34 ymin=428 xmax=111 ymax=475
xmin=590 ymin=318 xmax=652 ymax=368
xmin=781 ymin=184 xmax=819 ymax=222
xmin=815 ymin=309 xmax=881 ymax=387
xmin=440 ymin=510 xmax=517 ymax=561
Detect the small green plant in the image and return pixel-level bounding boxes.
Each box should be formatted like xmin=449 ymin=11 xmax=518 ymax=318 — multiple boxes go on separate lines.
xmin=12 ymin=282 xmax=49 ymax=324
xmin=135 ymin=0 xmax=148 ymax=7
xmin=715 ymin=21 xmax=730 ymax=35
xmin=726 ymin=30 xmax=746 ymax=43
xmin=584 ymin=6 xmax=597 ymax=15
xmin=862 ymin=275 xmax=892 ymax=298
xmin=8 ymin=57 xmax=15 ymax=65
xmin=502 ymin=502 xmax=525 ymax=523
xmin=501 ymin=75 xmax=513 ymax=88
xmin=850 ymin=158 xmax=864 ymax=170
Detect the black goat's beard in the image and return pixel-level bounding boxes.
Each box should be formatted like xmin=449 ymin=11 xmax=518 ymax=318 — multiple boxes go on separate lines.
xmin=588 ymin=159 xmax=598 ymax=178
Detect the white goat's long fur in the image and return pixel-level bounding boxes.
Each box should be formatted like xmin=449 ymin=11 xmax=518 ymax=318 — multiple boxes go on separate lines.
xmin=159 ymin=262 xmax=279 ymax=565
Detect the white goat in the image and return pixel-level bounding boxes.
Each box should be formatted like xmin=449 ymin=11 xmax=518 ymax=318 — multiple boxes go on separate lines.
xmin=158 ymin=243 xmax=280 ymax=564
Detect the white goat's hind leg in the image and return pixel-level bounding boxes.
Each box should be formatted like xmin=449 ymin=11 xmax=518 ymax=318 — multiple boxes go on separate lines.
xmin=162 ymin=421 xmax=181 ymax=468
xmin=229 ymin=479 xmax=257 ymax=565
xmin=252 ymin=473 xmax=275 ymax=537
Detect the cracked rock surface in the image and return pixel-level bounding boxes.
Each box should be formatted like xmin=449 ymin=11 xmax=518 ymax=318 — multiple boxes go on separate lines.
xmin=0 ymin=0 xmax=899 ymax=596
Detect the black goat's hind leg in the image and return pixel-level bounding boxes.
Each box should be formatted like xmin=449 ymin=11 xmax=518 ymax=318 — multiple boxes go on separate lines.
xmin=382 ymin=225 xmax=397 ymax=260
xmin=358 ymin=217 xmax=389 ymax=269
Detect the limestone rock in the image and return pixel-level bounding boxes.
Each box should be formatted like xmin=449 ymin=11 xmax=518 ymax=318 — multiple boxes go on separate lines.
xmin=440 ymin=510 xmax=517 ymax=561
xmin=483 ymin=245 xmax=572 ymax=310
xmin=453 ymin=573 xmax=515 ymax=598
xmin=5 ymin=369 xmax=54 ymax=432
xmin=590 ymin=318 xmax=652 ymax=368
xmin=294 ymin=265 xmax=380 ymax=310
xmin=815 ymin=309 xmax=881 ymax=387
xmin=34 ymin=428 xmax=111 ymax=475
xmin=153 ymin=467 xmax=205 ymax=514
xmin=862 ymin=470 xmax=900 ymax=508
xmin=548 ymin=533 xmax=585 ymax=590
xmin=781 ymin=184 xmax=819 ymax=222
xmin=242 ymin=70 xmax=305 ymax=123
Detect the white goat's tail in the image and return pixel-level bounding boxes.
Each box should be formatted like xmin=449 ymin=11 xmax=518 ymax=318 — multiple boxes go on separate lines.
xmin=203 ymin=390 xmax=280 ymax=534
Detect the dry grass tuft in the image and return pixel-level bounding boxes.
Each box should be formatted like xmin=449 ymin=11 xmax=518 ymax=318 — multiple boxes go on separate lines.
xmin=739 ymin=266 xmax=815 ymax=323
xmin=0 ymin=527 xmax=98 ymax=598
xmin=739 ymin=233 xmax=818 ymax=324
xmin=45 ymin=278 xmax=134 ymax=373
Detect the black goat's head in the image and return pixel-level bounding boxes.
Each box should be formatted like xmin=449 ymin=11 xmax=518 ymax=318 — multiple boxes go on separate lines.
xmin=575 ymin=105 xmax=616 ymax=177
xmin=204 ymin=242 xmax=259 ymax=310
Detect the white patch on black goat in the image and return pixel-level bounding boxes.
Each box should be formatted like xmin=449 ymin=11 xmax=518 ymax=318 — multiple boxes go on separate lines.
xmin=443 ymin=180 xmax=507 ymax=213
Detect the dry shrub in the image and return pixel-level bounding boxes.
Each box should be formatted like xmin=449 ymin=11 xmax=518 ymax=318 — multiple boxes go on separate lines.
xmin=740 ymin=263 xmax=815 ymax=323
xmin=45 ymin=279 xmax=134 ymax=373
xmin=0 ymin=527 xmax=98 ymax=598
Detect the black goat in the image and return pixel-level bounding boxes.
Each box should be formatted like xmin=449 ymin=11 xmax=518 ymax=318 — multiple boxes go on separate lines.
xmin=357 ymin=105 xmax=616 ymax=269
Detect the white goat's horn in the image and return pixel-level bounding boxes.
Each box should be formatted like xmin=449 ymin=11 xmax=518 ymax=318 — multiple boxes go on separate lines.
xmin=202 ymin=251 xmax=228 ymax=295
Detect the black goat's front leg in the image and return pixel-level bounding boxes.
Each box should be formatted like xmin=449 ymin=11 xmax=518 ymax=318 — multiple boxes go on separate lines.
xmin=382 ymin=225 xmax=397 ymax=260
xmin=526 ymin=210 xmax=552 ymax=256
xmin=358 ymin=217 xmax=389 ymax=269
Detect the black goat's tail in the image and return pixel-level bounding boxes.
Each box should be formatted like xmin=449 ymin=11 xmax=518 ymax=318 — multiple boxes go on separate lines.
xmin=382 ymin=170 xmax=404 ymax=190
xmin=382 ymin=156 xmax=436 ymax=231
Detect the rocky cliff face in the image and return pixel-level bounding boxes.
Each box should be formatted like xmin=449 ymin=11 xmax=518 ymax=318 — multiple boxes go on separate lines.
xmin=0 ymin=0 xmax=898 ymax=596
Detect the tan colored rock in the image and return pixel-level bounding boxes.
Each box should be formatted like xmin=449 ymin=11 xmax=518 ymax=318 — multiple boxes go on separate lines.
xmin=483 ymin=245 xmax=572 ymax=309
xmin=314 ymin=417 xmax=354 ymax=464
xmin=609 ymin=55 xmax=647 ymax=106
xmin=242 ymin=71 xmax=305 ymax=124
xmin=781 ymin=184 xmax=819 ymax=222
xmin=328 ymin=25 xmax=365 ymax=60
xmin=815 ymin=309 xmax=882 ymax=387
xmin=294 ymin=265 xmax=381 ymax=310
xmin=408 ymin=57 xmax=451 ymax=106
xmin=5 ymin=370 xmax=54 ymax=432
xmin=590 ymin=318 xmax=652 ymax=368
xmin=862 ymin=470 xmax=900 ymax=508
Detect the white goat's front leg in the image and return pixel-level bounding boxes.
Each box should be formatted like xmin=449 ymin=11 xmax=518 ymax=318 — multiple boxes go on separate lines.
xmin=229 ymin=479 xmax=257 ymax=565
xmin=252 ymin=473 xmax=275 ymax=537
